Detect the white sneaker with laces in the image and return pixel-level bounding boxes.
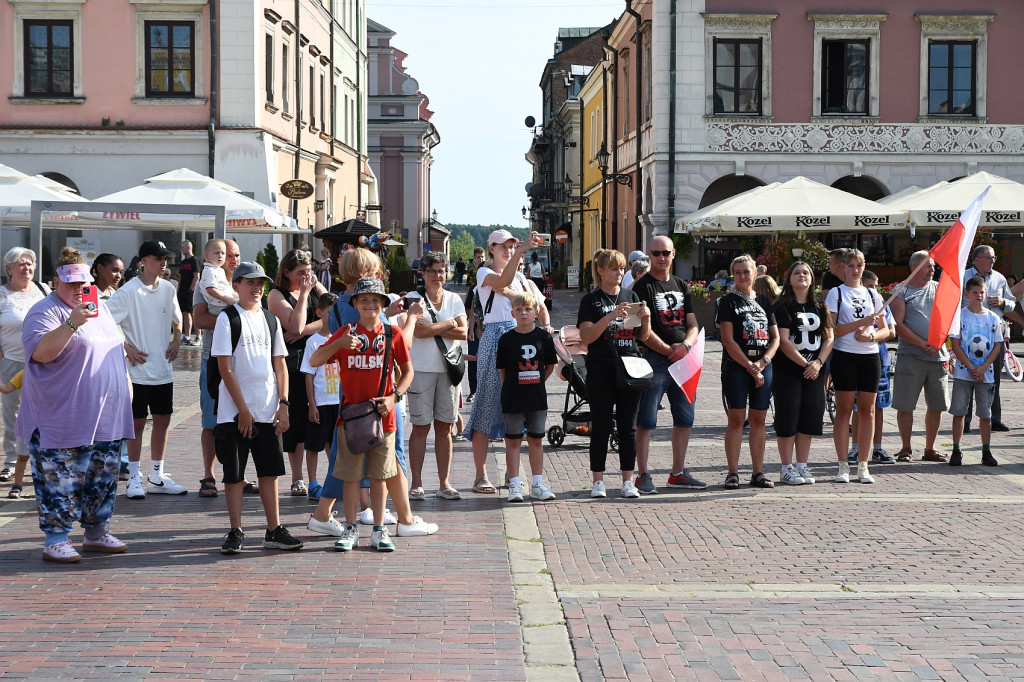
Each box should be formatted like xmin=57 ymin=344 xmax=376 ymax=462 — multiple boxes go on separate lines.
xmin=396 ymin=515 xmax=439 ymax=537
xmin=530 ymin=481 xmax=556 ymax=501
xmin=307 ymin=512 xmax=346 ymax=537
xmin=621 ymin=480 xmax=640 ymax=499
xmin=507 ymin=482 xmax=524 ymax=502
xmin=797 ymin=466 xmax=815 ymax=485
xmin=834 ymin=462 xmax=850 ymax=483
xmin=857 ymin=462 xmax=875 ymax=484
xmin=358 ymin=507 xmax=399 ymax=525
xmin=147 ymin=474 xmax=188 ymax=495
xmin=82 ymin=531 xmax=127 ymax=553
xmin=126 ymin=474 xmax=146 ymax=499
xmin=780 ymin=465 xmax=805 ymax=486
xmin=590 ymin=480 xmax=606 ymax=498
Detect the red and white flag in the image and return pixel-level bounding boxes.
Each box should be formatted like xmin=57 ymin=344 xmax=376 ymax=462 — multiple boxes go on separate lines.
xmin=927 ymin=187 xmax=991 ymax=347
xmin=668 ymin=328 xmax=705 ymax=402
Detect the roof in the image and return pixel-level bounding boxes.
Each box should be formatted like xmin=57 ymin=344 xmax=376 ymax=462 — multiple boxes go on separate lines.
xmin=314 ymin=218 xmax=378 ymax=240
xmin=558 ymin=27 xmax=603 ymax=39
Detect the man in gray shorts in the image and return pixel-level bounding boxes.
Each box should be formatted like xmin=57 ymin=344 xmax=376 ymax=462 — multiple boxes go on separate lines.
xmin=889 ymin=251 xmax=949 ymax=463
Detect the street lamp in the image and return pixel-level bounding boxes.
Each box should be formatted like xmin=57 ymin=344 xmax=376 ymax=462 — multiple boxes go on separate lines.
xmin=562 ymin=174 xmax=589 ymax=206
xmin=431 ymin=209 xmax=438 ymax=223
xmin=596 ymin=145 xmax=633 ymax=188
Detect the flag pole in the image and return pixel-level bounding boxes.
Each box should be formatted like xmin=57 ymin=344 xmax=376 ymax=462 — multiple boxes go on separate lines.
xmin=876 ymin=257 xmax=931 ymax=313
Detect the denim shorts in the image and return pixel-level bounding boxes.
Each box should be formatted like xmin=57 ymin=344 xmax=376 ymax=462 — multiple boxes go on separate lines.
xmin=721 ymin=359 xmax=773 ymax=411
xmin=199 ymin=356 xmax=216 ymax=430
xmin=637 ymin=352 xmax=695 ymax=429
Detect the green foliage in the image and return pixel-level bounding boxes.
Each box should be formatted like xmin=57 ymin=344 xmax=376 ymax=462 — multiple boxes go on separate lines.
xmin=385 ymin=236 xmax=410 ymax=272
xmin=756 ymin=237 xmax=828 ymax=278
xmin=261 ymin=243 xmax=279 ymax=283
xmin=449 ymin=231 xmax=475 ymax=264
xmin=740 ymin=236 xmax=765 ymax=257
xmin=447 ymin=224 xmax=528 ymax=250
xmin=672 ymin=233 xmax=694 ymax=260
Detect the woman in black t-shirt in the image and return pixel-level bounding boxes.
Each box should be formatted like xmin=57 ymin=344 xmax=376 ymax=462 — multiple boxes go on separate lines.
xmin=772 ymin=261 xmax=833 ymax=486
xmin=576 ymin=249 xmax=651 ymax=499
xmin=715 ymin=254 xmax=780 ymax=490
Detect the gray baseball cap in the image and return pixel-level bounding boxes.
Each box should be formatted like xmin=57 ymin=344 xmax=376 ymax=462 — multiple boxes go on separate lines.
xmin=349 ymin=277 xmax=390 ymax=306
xmin=232 ymin=261 xmax=270 ymax=282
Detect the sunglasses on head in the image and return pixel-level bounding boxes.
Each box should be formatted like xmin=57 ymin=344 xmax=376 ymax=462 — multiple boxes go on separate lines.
xmin=650 ymin=250 xmax=672 ymax=257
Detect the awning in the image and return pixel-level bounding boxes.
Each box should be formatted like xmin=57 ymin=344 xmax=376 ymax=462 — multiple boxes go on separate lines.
xmin=314 ymin=218 xmax=378 ymax=240
xmin=882 ymin=171 xmax=1024 ymax=229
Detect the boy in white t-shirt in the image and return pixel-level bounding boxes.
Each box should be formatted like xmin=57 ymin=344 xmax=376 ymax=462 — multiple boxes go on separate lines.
xmin=199 ymin=239 xmax=238 ymax=309
xmin=949 ymin=276 xmax=1002 ymax=467
xmin=300 ymin=293 xmax=341 ymax=504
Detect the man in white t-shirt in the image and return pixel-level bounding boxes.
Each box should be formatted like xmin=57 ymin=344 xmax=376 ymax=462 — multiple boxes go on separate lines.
xmin=106 ymin=240 xmax=185 ymax=498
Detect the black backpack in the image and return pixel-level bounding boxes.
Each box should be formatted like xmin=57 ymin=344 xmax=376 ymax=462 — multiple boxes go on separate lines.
xmin=206 ymin=306 xmax=280 ymax=413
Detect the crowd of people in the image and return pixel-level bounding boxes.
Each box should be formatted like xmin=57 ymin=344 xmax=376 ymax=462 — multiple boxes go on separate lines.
xmin=0 ymin=231 xmax=1017 ymax=562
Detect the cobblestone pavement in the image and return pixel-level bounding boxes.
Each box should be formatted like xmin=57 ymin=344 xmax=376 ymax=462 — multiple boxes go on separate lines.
xmin=2 ymin=286 xmax=1023 ymax=680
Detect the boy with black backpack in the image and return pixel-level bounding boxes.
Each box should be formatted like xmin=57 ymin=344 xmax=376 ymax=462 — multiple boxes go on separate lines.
xmin=212 ymin=262 xmax=303 ymax=554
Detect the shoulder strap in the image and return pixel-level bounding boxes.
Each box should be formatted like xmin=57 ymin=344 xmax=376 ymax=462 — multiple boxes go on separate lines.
xmin=225 ymin=306 xmax=242 ymax=352
xmin=33 ymin=281 xmax=47 ymax=296
xmin=261 ymin=308 xmax=279 ymax=344
xmin=422 ymin=291 xmax=451 ymax=358
xmin=484 ymin=289 xmax=496 ymax=315
xmin=378 ymin=324 xmax=393 ymax=397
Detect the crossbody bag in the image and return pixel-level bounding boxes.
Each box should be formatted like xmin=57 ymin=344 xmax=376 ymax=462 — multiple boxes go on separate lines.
xmin=338 ymin=324 xmax=392 ymax=455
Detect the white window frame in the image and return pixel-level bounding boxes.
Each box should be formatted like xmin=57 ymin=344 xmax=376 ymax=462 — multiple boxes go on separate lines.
xmin=808 ymin=13 xmax=885 ymax=121
xmin=916 ymin=14 xmax=993 ymax=122
xmin=702 ymin=13 xmax=776 ymax=119
xmin=10 ymin=0 xmax=85 ymax=101
xmin=131 ymin=0 xmax=206 ymax=104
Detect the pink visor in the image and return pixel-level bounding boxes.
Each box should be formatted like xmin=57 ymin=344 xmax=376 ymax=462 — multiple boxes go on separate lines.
xmin=56 ymin=263 xmax=94 ymax=283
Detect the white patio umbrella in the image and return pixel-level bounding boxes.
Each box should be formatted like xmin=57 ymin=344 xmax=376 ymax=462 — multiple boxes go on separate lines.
xmin=89 ymin=168 xmax=296 ymax=232
xmin=884 ymin=171 xmax=1024 ymax=229
xmin=676 ymin=176 xmax=907 ymax=236
xmin=0 ymin=164 xmax=82 ymax=222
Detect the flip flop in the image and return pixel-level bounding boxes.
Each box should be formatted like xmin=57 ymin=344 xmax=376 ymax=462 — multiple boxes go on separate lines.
xmin=436 ymin=487 xmax=462 ymax=500
xmin=242 ymin=481 xmax=259 ymax=494
xmin=409 ymin=487 xmax=426 ymax=501
xmin=473 ymin=477 xmax=496 ymax=494
xmin=8 ymin=485 xmax=22 ymax=499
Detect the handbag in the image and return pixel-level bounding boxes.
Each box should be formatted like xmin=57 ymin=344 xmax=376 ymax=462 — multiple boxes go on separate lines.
xmin=606 ymin=325 xmax=653 ymax=391
xmin=419 ymin=287 xmax=466 ymax=386
xmin=339 ymin=325 xmax=392 ymax=455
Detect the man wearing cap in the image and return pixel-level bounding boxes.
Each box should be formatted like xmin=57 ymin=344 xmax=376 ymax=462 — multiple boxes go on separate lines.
xmin=621 ymin=250 xmax=649 ymax=290
xmin=630 ymin=234 xmax=706 ymax=493
xmin=107 ymin=240 xmax=186 ymax=499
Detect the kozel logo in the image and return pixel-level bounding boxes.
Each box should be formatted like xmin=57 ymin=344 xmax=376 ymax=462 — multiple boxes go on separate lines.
xmin=986 ymin=211 xmax=1020 ymax=224
xmin=736 ymin=216 xmax=772 ymax=228
xmin=927 ymin=212 xmax=960 ymax=223
xmin=854 ymin=216 xmax=890 ymax=227
xmin=794 ymin=216 xmax=830 ymax=227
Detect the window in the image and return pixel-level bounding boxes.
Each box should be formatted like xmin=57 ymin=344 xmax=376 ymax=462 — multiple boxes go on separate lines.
xmin=145 ymin=22 xmax=194 ymax=97
xmin=821 ymin=40 xmax=867 ymax=115
xmin=713 ymin=39 xmax=761 ymax=114
xmin=309 ymin=64 xmax=316 ymax=127
xmin=24 ymin=20 xmax=73 ymax=96
xmin=282 ymin=44 xmax=290 ymax=113
xmin=319 ymin=72 xmax=326 ymax=131
xmin=265 ymin=33 xmax=274 ymax=102
xmin=928 ymin=42 xmax=975 ymax=115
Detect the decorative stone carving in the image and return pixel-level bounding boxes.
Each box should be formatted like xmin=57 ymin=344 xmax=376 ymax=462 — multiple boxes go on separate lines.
xmin=703 ymin=14 xmax=776 ymax=32
xmin=916 ymin=15 xmax=994 ymax=34
xmin=706 ymin=123 xmax=1024 ymax=154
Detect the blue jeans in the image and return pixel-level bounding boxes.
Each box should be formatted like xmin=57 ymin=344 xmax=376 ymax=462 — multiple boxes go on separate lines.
xmin=637 ymin=352 xmax=695 ymax=429
xmin=199 ymin=356 xmax=217 ymax=430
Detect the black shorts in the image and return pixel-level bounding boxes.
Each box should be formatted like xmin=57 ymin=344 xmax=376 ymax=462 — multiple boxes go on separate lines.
xmin=830 ymin=349 xmax=881 ymax=393
xmin=281 ymin=370 xmax=310 ymax=453
xmin=304 ymin=404 xmax=339 ymax=452
xmin=771 ymin=369 xmax=826 ymax=437
xmin=177 ymin=292 xmax=194 ymax=313
xmin=132 ymin=382 xmax=174 ymax=419
xmin=214 ymin=421 xmax=287 ymax=484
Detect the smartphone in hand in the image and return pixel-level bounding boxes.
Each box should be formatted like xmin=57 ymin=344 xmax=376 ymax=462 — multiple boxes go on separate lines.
xmin=81 ymin=285 xmax=100 ymax=317
xmin=536 ymin=233 xmax=552 ymax=247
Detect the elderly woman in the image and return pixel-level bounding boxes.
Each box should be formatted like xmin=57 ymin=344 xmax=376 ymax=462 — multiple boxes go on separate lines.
xmin=407 ymin=252 xmax=467 ymax=501
xmin=18 ymin=247 xmax=133 ymax=562
xmin=0 ymin=247 xmax=50 ymax=497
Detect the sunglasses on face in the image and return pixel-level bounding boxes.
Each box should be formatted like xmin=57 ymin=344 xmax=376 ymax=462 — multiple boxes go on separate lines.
xmin=650 ymin=250 xmax=672 ymax=258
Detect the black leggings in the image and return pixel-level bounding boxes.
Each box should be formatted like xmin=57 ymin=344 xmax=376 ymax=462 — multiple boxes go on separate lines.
xmin=585 ymin=359 xmax=642 ymax=473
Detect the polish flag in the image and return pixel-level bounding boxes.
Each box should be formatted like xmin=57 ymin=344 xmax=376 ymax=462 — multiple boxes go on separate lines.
xmin=668 ymin=329 xmax=705 ymax=403
xmin=927 ymin=187 xmax=990 ymax=348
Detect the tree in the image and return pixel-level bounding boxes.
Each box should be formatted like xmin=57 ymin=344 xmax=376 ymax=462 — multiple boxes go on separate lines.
xmin=449 ymin=231 xmax=475 ymax=264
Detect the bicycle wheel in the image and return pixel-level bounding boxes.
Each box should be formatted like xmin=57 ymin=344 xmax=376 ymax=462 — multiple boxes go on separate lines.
xmin=1005 ymin=349 xmax=1024 ymax=382
xmin=826 ymin=385 xmax=836 ymax=423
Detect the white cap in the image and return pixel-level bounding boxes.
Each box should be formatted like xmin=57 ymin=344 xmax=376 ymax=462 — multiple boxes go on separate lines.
xmin=488 ymin=229 xmax=517 ymax=245
xmin=628 ymin=250 xmax=648 ymax=264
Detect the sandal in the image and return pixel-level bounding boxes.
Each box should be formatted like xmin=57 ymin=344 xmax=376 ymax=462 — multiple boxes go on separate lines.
xmin=473 ymin=477 xmax=497 ymax=494
xmin=198 ymin=478 xmax=218 ymax=497
xmin=895 ymin=448 xmax=913 ymax=463
xmin=290 ymin=480 xmax=308 ymax=496
xmin=724 ymin=473 xmax=740 ymax=490
xmin=409 ymin=486 xmax=426 ymax=501
xmin=436 ymin=487 xmax=462 ymax=500
xmin=8 ymin=485 xmax=22 ymax=499
xmin=243 ymin=481 xmax=259 ymax=494
xmin=922 ymin=449 xmax=948 ymax=463
xmin=750 ymin=472 xmax=775 ymax=489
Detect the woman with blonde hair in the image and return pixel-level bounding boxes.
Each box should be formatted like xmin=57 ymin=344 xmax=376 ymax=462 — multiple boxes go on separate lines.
xmin=576 ymin=249 xmax=651 ymax=499
xmin=753 ymin=274 xmax=781 ymax=301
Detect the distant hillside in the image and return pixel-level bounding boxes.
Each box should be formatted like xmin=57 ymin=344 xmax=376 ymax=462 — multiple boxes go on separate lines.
xmin=446 ymin=224 xmax=528 ymax=263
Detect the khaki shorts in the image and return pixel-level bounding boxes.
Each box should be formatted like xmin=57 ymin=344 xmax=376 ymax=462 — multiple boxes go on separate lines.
xmin=333 ymin=429 xmax=397 ymax=482
xmin=891 ymin=353 xmax=948 ymax=412
xmin=407 ymin=370 xmax=458 ymax=426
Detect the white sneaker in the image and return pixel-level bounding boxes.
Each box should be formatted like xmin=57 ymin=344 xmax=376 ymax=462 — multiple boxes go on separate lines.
xmin=857 ymin=462 xmax=875 ymax=484
xmin=126 ymin=474 xmax=146 ymax=499
xmin=507 ymin=481 xmax=524 ymax=503
xmin=396 ymin=515 xmax=439 ymax=537
xmin=358 ymin=507 xmax=399 ymax=525
xmin=307 ymin=512 xmax=346 ymax=537
xmin=530 ymin=481 xmax=556 ymax=501
xmin=834 ymin=462 xmax=850 ymax=483
xmin=780 ymin=466 xmax=805 ymax=486
xmin=621 ymin=480 xmax=640 ymax=498
xmin=147 ymin=474 xmax=188 ymax=495
xmin=797 ymin=466 xmax=815 ymax=485
xmin=590 ymin=480 xmax=606 ymax=498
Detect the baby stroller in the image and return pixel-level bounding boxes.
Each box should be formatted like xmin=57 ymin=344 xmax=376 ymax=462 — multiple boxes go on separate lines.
xmin=547 ymin=326 xmax=618 ymax=451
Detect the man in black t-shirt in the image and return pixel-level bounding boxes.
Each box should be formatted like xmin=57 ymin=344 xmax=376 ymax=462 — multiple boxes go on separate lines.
xmin=821 ymin=248 xmax=849 ymax=300
xmin=630 ymin=235 xmax=706 ymax=493
xmin=178 ymin=240 xmax=201 ymax=345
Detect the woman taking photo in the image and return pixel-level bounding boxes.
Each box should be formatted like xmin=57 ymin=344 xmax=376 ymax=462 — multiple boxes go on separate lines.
xmin=0 ymin=248 xmax=50 ymax=497
xmin=577 ymin=249 xmax=651 ymax=499
xmin=268 ymin=249 xmax=329 ymax=497
xmin=716 ymin=254 xmax=780 ymax=490
xmin=19 ymin=247 xmax=133 ymax=562
xmin=463 ymin=229 xmax=543 ymax=494
xmin=772 ymin=261 xmax=833 ymax=485
xmin=825 ymin=249 xmax=890 ymax=484
xmin=90 ymin=253 xmax=124 ymax=300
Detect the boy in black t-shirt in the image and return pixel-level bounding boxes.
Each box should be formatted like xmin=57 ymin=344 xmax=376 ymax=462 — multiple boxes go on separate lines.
xmin=496 ymin=292 xmax=557 ymax=503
